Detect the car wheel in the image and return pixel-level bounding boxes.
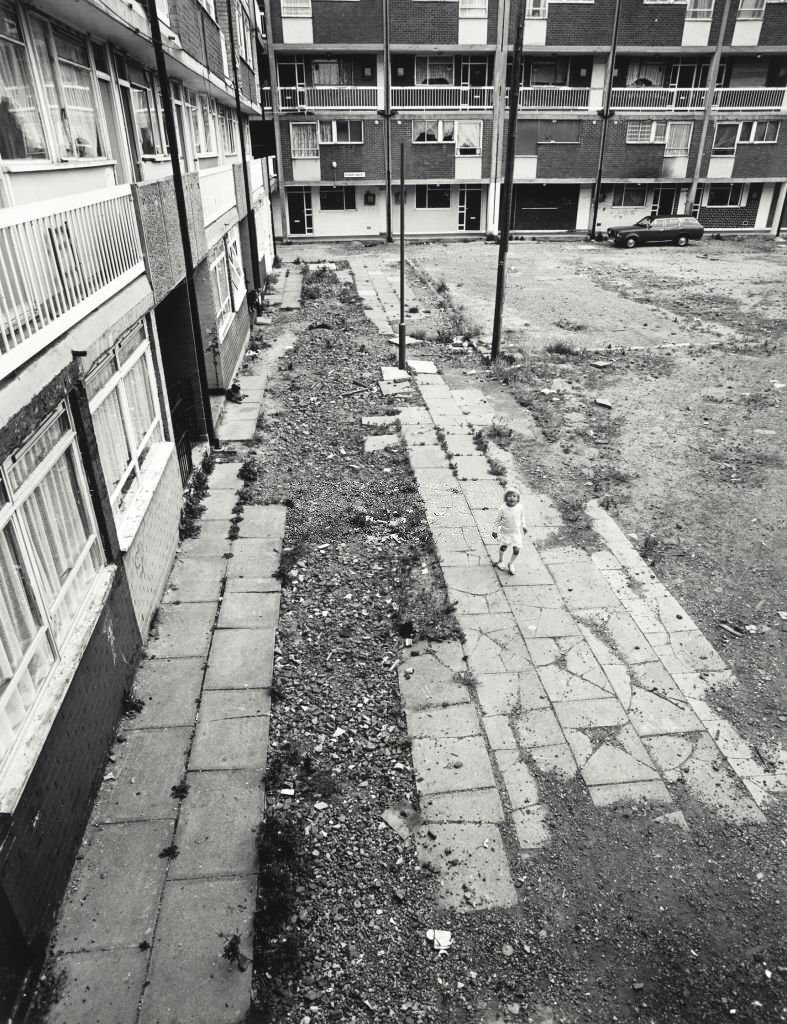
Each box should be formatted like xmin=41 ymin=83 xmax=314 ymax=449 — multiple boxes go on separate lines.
xmin=676 ymin=235 xmax=688 ymax=247
xmin=624 ymin=236 xmax=637 ymax=249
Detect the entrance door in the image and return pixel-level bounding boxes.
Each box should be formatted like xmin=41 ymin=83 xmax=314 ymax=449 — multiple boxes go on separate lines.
xmin=459 ymin=186 xmax=483 ymax=231
xmin=287 ymin=188 xmax=313 ymax=235
xmin=653 ymin=185 xmax=679 ymax=216
xmin=512 ymin=184 xmax=578 ymax=230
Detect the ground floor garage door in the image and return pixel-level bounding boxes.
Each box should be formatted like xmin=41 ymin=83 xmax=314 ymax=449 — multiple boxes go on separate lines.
xmin=513 ymin=184 xmax=579 ymax=231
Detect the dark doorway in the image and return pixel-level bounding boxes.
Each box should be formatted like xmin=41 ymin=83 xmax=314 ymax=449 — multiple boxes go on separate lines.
xmin=653 ymin=185 xmax=680 ymax=216
xmin=512 ymin=184 xmax=578 ymax=230
xmin=459 ymin=186 xmax=483 ymax=231
xmin=287 ymin=188 xmax=313 ymax=235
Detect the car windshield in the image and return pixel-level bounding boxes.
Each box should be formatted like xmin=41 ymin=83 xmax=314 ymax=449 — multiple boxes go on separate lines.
xmin=636 ymin=217 xmax=652 ymax=226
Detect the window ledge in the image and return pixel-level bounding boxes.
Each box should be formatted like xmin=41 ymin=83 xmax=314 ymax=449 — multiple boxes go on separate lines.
xmin=116 ymin=442 xmax=176 ymax=553
xmin=141 ymin=154 xmax=172 ymax=163
xmin=2 ymin=159 xmax=116 ymax=173
xmin=0 ymin=565 xmax=117 ymax=818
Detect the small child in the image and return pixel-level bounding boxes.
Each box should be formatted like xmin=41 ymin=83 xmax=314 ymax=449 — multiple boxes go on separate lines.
xmin=491 ymin=488 xmax=527 ymax=575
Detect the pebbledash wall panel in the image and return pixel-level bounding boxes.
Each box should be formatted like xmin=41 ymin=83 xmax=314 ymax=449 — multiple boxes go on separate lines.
xmin=0 ymin=572 xmax=141 ymax=948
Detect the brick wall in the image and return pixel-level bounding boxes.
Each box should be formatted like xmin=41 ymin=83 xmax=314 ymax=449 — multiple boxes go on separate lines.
xmin=390 ymin=0 xmax=459 ymax=44
xmin=313 ymin=0 xmax=383 ymax=42
xmin=170 ymin=0 xmax=224 ymax=78
xmin=219 ymin=305 xmax=251 ymax=385
xmin=698 ymin=182 xmax=762 ymax=228
xmin=319 ymin=122 xmax=386 ymax=179
xmin=392 ymin=121 xmax=456 ymax=178
xmin=733 ymin=137 xmax=787 ymax=178
xmin=533 ymin=119 xmax=600 ymax=177
xmin=487 ymin=0 xmax=500 ymax=44
xmin=0 ymin=571 xmax=141 ymax=949
xmin=543 ymin=0 xmax=685 ymax=45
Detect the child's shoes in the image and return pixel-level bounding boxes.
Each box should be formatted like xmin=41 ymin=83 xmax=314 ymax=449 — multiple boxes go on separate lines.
xmin=495 ymin=561 xmax=506 ymax=571
xmin=508 ymin=565 xmax=516 ymax=576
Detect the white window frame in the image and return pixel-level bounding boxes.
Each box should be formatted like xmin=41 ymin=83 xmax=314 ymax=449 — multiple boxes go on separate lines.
xmin=626 ymin=120 xmax=667 ymax=144
xmin=455 ymin=120 xmax=482 ymax=156
xmin=86 ymin=322 xmax=163 ymax=518
xmin=526 ymin=0 xmax=548 ymax=15
xmin=0 ymin=3 xmax=49 ymax=161
xmin=739 ymin=119 xmax=780 ymax=144
xmin=664 ymin=121 xmax=693 ymax=156
xmin=211 ymin=249 xmax=232 ymax=332
xmin=198 ymin=94 xmax=218 ymax=155
xmin=318 ymin=119 xmax=364 ymax=144
xmin=217 ymin=105 xmax=238 ymax=155
xmin=225 ymin=226 xmax=246 ymax=310
xmin=737 ymin=0 xmax=764 ymax=17
xmin=415 ymin=184 xmax=452 ymax=209
xmin=0 ymin=404 xmax=104 ymax=760
xmin=318 ymin=185 xmax=356 ymax=210
xmin=412 ymin=119 xmax=455 ymax=144
xmin=459 ymin=0 xmax=488 ymax=16
xmin=686 ymin=0 xmax=714 ymax=18
xmin=290 ymin=120 xmax=319 ymax=158
xmin=281 ymin=0 xmax=313 ymax=15
xmin=703 ymin=182 xmax=747 ymax=207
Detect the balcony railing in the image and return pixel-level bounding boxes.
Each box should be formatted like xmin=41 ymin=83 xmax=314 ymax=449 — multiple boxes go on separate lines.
xmin=515 ymin=86 xmax=591 ymax=109
xmin=392 ymin=85 xmax=494 ymax=109
xmin=0 ymin=186 xmax=144 ymax=381
xmin=712 ymin=86 xmax=786 ymax=110
xmin=276 ymin=86 xmax=378 ymax=110
xmin=611 ymin=87 xmax=707 ymax=110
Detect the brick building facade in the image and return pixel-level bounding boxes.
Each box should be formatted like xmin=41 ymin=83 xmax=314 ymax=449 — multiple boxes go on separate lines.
xmin=259 ymin=0 xmax=787 ymax=238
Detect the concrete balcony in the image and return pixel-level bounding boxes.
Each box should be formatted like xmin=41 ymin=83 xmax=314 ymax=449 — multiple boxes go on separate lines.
xmin=392 ymin=86 xmax=494 ymax=110
xmin=275 ymin=86 xmax=378 ymax=110
xmin=0 ymin=186 xmax=145 ymax=382
xmin=200 ymin=164 xmax=238 ymax=230
xmin=713 ymin=87 xmax=787 ymax=111
xmin=611 ymin=86 xmax=787 ymax=112
xmin=514 ymin=86 xmax=591 ymax=110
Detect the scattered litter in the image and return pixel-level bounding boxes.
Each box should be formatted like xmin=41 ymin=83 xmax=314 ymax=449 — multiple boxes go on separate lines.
xmin=719 ymin=622 xmax=743 ymax=638
xmin=407 ymin=358 xmax=438 ymax=375
xmin=314 ymin=801 xmax=329 ymax=811
xmin=754 ymin=429 xmax=776 ymax=436
xmin=590 ymin=360 xmax=613 ymax=369
xmin=595 ymin=398 xmax=613 ymax=409
xmin=381 ymin=366 xmax=410 ymax=382
xmin=502 ymin=943 xmax=514 ymax=957
xmin=771 ymin=380 xmax=785 ymax=390
xmin=777 ymin=612 xmax=787 ymax=621
xmin=279 ymin=788 xmax=295 ymax=796
xmin=426 ymin=928 xmax=453 ymax=954
xmin=381 ymin=800 xmax=422 ymax=839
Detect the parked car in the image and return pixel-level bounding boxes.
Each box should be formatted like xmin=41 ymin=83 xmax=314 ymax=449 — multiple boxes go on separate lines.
xmin=607 ymin=215 xmax=704 ymax=248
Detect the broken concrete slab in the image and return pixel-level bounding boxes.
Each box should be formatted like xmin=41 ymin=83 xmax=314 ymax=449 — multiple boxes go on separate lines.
xmin=511 ymin=805 xmax=550 ymax=850
xmin=409 ymin=358 xmax=438 ymax=374
xmin=44 ymin=947 xmax=149 ymax=1024
xmin=420 ymin=787 xmax=505 ymax=824
xmin=406 ymin=703 xmax=480 ymax=739
xmin=588 ymin=780 xmax=672 ymax=808
xmin=501 ymin=761 xmax=540 ymax=809
xmin=463 ymin=612 xmax=532 ymax=676
xmin=379 ymin=380 xmax=412 ymax=396
xmin=381 ymin=366 xmax=410 ymax=381
xmin=411 ymin=735 xmax=496 ymax=795
xmin=364 ymin=434 xmax=401 ymax=453
xmin=147 ymin=602 xmax=217 ymax=660
xmin=190 ymin=691 xmax=270 ymax=771
xmin=473 ymin=669 xmax=549 ymax=717
xmin=415 ymin=823 xmax=517 ymax=910
xmin=163 ymin=556 xmax=226 ymax=604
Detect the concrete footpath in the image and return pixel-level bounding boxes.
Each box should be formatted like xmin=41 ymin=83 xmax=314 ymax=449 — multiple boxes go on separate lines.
xmin=38 ymin=454 xmax=286 ymax=1015
xmin=377 ymin=362 xmax=786 ymax=912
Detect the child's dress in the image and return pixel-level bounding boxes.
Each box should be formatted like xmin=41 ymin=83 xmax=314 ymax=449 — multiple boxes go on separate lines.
xmin=493 ymin=502 xmax=526 ymax=547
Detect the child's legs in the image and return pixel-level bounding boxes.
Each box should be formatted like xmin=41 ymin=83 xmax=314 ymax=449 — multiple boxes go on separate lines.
xmin=498 ymin=544 xmax=508 ymax=564
xmin=509 ymin=545 xmax=520 ymax=566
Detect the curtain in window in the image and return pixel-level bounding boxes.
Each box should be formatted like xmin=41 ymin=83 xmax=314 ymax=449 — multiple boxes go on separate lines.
xmin=59 ymin=62 xmax=100 ymax=157
xmin=124 ymin=355 xmax=158 ymax=448
xmin=0 ymin=34 xmax=46 ymax=158
xmin=291 ymin=122 xmax=317 ymax=157
xmin=665 ymin=122 xmax=692 ymax=156
xmin=0 ymin=523 xmax=51 ymax=704
xmin=456 ymin=121 xmax=481 ymax=154
xmin=713 ymin=123 xmax=738 ymax=152
xmin=20 ymin=447 xmax=99 ymax=644
xmin=29 ymin=20 xmax=69 ymax=156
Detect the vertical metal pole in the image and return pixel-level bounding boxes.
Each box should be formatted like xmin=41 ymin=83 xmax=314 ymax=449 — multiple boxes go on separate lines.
xmin=490 ymin=0 xmax=526 ymax=363
xmin=144 ymin=0 xmax=218 ymax=449
xmin=684 ymin=0 xmax=734 ymax=215
xmin=398 ymin=142 xmax=406 ymax=370
xmin=383 ymin=0 xmax=393 ymax=242
xmin=227 ymin=0 xmax=261 ymax=293
xmin=587 ymin=0 xmax=623 ymax=240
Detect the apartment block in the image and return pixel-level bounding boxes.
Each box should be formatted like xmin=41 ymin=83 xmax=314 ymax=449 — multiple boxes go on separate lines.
xmin=259 ymin=0 xmax=787 ymax=238
xmin=0 ymin=0 xmax=274 ymax=957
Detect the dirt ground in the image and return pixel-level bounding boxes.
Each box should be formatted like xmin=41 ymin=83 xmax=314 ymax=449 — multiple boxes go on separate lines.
xmin=242 ymin=251 xmax=786 ymax=1024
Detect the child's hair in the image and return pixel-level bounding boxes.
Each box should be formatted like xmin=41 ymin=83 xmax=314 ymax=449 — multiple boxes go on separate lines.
xmin=504 ymin=488 xmax=520 ymax=503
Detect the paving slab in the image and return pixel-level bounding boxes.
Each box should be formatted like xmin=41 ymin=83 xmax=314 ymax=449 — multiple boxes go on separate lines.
xmin=579 ymin=609 xmax=657 ymax=665
xmin=550 ymin=561 xmax=622 ymax=610
xmin=588 ymin=780 xmax=673 ymax=808
xmin=501 ymin=761 xmax=540 ymax=809
xmin=223 ymin=574 xmax=281 ymax=595
xmin=530 ymin=743 xmax=578 ymax=779
xmin=408 ymin=445 xmax=449 ymax=468
xmin=379 ymin=380 xmax=412 ymax=396
xmin=362 ymin=414 xmax=398 ymax=427
xmin=209 ymin=463 xmax=243 ymax=490
xmin=442 ymin=433 xmax=479 ymax=457
xmin=483 ymin=715 xmax=518 ymax=751
xmin=201 ymin=489 xmax=241 ymax=521
xmin=408 ymin=358 xmax=438 ymax=374
xmin=236 ymin=504 xmax=287 ymax=538
xmin=179 ymin=523 xmax=232 ymax=559
xmin=511 ymin=805 xmax=550 ymax=849
xmin=140 ymin=875 xmax=255 ymax=1024
xmin=444 ymin=566 xmax=510 ymax=616
xmin=204 ymin=628 xmax=275 ymax=689
xmin=190 ymin=691 xmax=270 ymax=770
xmin=169 ymin=770 xmax=263 ymax=880
xmin=226 ymin=539 xmax=281 ymax=580
xmin=44 ymin=947 xmax=148 ymax=1024
xmin=126 ymin=657 xmax=204 ymax=730
xmin=55 ymin=820 xmax=172 ymax=954
xmin=415 ymin=823 xmax=517 ymax=910
xmin=364 ymin=433 xmax=401 ymax=452
xmin=650 ymin=630 xmax=728 ymax=674
xmin=575 ymin=725 xmax=660 ymax=787
xmin=217 ymin=591 xmax=280 ymax=630
xmin=432 ymin=525 xmax=489 ymax=567
xmin=420 ymin=787 xmax=505 ymax=823
xmin=461 ymin=479 xmax=504 ymax=510
xmin=413 ymin=466 xmax=461 ymax=492
xmin=406 ymin=703 xmax=480 ymax=738
xmin=147 ymin=602 xmax=217 ymax=659
xmin=398 ymin=671 xmax=473 ymax=711
xmin=553 ymin=698 xmax=627 ymax=731
xmin=381 ymin=366 xmax=410 ymax=381
xmin=453 ymin=455 xmax=494 ymax=479
xmin=411 ymin=735 xmax=496 ymax=794
xmin=93 ymin=727 xmax=191 ymax=824
xmin=512 ymin=707 xmax=565 ymax=749
xmin=163 ymin=556 xmax=226 ymax=604
xmin=485 ymin=546 xmax=554 ymax=587
xmin=473 ymin=669 xmax=549 ymax=716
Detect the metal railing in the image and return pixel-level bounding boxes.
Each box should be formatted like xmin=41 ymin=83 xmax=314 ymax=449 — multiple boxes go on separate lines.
xmin=392 ymin=85 xmax=494 ymax=109
xmin=277 ymin=86 xmax=378 ymax=110
xmin=0 ymin=186 xmax=144 ymax=380
xmin=515 ymin=86 xmax=590 ymax=109
xmin=712 ymin=86 xmax=786 ymax=109
xmin=611 ymin=87 xmax=707 ymax=110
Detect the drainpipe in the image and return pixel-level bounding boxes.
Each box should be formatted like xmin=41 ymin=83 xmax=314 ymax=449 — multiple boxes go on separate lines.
xmin=227 ymin=0 xmax=261 ymax=293
xmin=144 ymin=0 xmax=219 ymax=449
xmin=382 ymin=0 xmax=394 ymax=242
xmin=587 ymin=0 xmax=623 ymax=239
xmin=684 ymin=0 xmax=734 ymax=215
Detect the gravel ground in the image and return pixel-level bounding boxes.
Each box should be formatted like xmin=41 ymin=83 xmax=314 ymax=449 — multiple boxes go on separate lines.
xmin=241 ymin=258 xmax=787 ymax=1024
